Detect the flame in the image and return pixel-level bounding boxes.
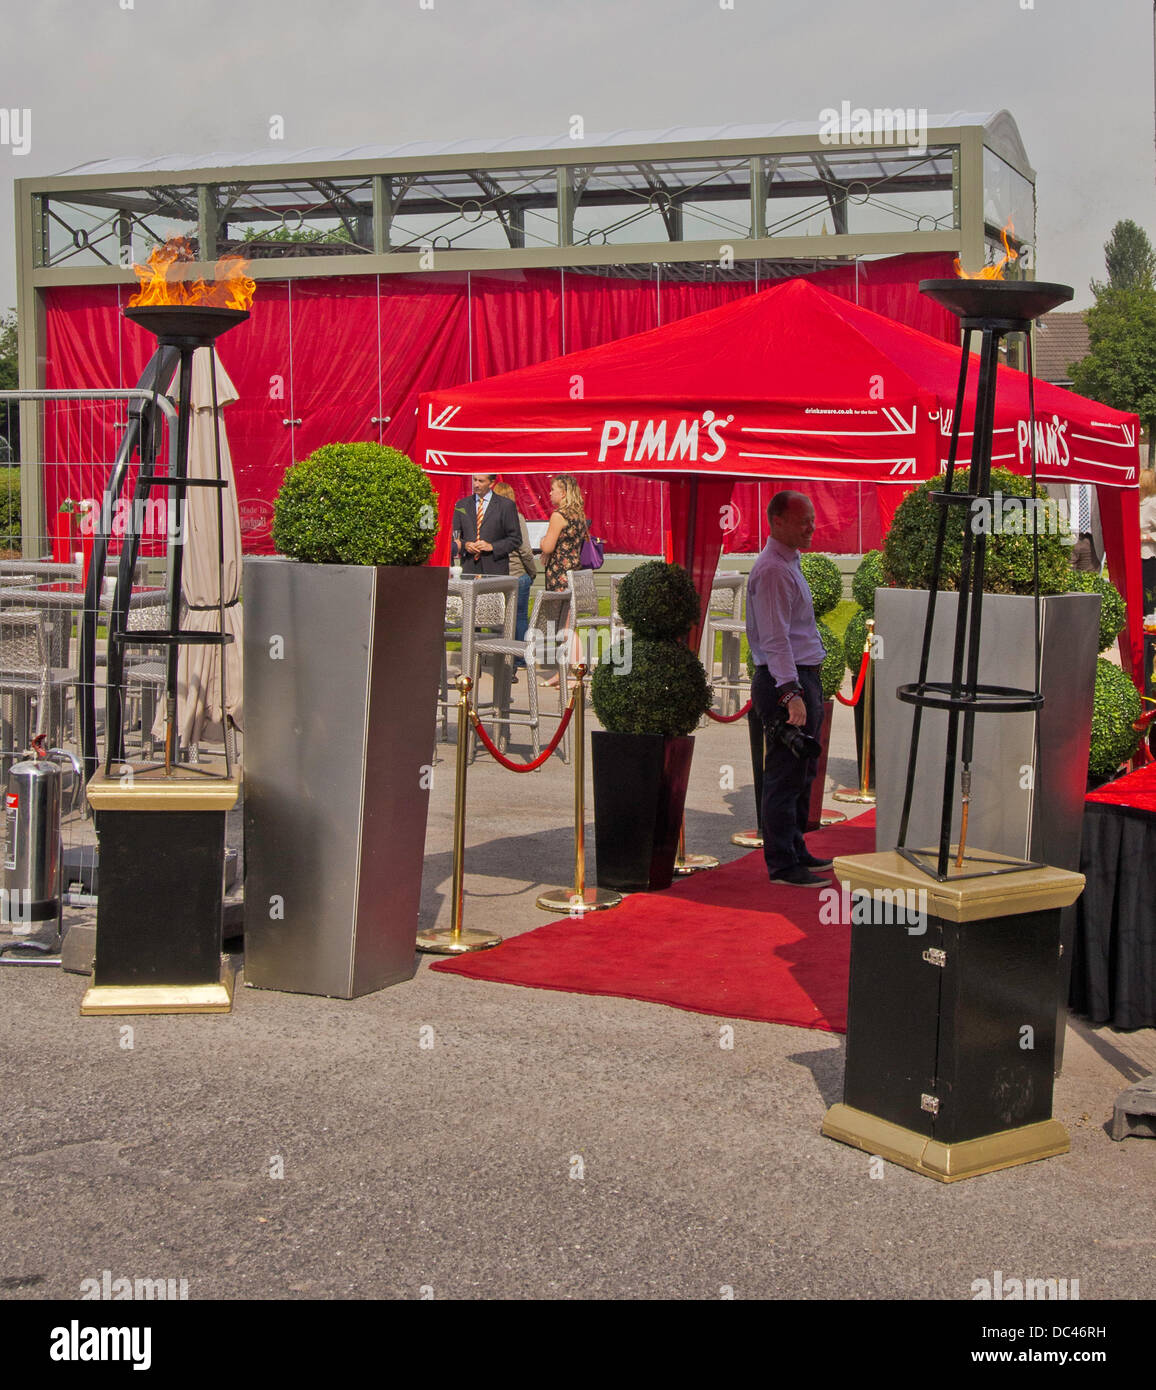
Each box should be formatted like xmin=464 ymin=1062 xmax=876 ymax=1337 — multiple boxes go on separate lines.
xmin=954 ymin=220 xmax=1019 ymax=281
xmin=128 ymin=235 xmax=256 ymax=310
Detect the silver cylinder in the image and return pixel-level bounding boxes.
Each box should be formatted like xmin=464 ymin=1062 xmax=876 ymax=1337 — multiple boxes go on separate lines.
xmin=4 ymin=759 xmax=61 ymax=929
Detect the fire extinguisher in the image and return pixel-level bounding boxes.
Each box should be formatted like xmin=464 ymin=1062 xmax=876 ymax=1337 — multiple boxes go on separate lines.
xmin=1 ymin=737 xmax=81 ymax=964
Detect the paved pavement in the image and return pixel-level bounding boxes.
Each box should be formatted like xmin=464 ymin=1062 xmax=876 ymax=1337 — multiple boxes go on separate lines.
xmin=1 ymin=678 xmax=1153 ymax=1305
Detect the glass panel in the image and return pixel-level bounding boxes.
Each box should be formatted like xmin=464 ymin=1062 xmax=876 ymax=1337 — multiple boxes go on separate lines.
xmin=571 ymin=157 xmax=751 ymax=246
xmin=386 ymin=166 xmax=559 ymax=252
xmin=214 ymin=176 xmax=375 ymax=256
xmin=43 ymin=187 xmax=199 ymax=269
xmin=761 ymin=145 xmax=957 ymax=239
xmin=983 ymin=149 xmax=1035 ymax=248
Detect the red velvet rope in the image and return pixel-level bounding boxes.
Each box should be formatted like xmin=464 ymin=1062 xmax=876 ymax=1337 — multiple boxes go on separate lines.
xmin=706 ymin=699 xmax=753 ymax=723
xmin=469 ymin=698 xmax=576 ymax=771
xmin=835 ymin=646 xmax=871 ymax=707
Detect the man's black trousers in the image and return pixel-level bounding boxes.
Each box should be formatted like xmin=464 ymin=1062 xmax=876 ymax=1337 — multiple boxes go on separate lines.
xmin=750 ymin=664 xmax=824 ymax=878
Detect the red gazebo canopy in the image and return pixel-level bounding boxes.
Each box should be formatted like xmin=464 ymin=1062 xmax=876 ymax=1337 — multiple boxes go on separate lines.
xmin=419 ymin=279 xmax=1143 ymax=676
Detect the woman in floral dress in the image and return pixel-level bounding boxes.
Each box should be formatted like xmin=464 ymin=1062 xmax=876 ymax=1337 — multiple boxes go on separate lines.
xmin=538 ymin=474 xmax=589 ymax=686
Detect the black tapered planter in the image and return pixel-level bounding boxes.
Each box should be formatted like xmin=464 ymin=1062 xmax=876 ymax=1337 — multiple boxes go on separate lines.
xmin=806 ymin=699 xmax=835 ymax=831
xmin=592 ymin=731 xmax=694 ymax=892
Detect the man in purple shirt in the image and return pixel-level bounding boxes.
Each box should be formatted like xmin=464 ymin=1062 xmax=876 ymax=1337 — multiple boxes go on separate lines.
xmin=746 ymin=491 xmax=832 ymax=887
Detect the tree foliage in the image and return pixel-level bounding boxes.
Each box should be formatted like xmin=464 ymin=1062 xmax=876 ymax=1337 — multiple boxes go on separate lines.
xmin=1069 ymin=288 xmax=1156 ymax=464
xmin=1093 ymin=219 xmax=1156 ymax=295
xmin=0 ymin=309 xmax=19 ymax=460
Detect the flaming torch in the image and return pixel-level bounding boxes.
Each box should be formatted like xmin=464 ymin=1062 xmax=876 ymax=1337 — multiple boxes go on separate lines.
xmin=890 ymin=240 xmax=1073 ymax=881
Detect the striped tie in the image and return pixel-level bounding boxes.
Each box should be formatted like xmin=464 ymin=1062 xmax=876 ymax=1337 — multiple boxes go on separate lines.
xmin=476 ymin=496 xmax=484 ymax=538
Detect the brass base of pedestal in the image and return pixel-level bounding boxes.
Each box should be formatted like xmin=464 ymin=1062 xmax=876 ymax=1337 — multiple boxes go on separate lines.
xmin=416 ymin=927 xmax=502 ymax=954
xmin=536 ymin=887 xmax=622 ymax=914
xmin=674 ymin=853 xmax=720 ymax=875
xmin=832 ymin=788 xmax=876 ymax=804
xmin=730 ymin=829 xmax=762 ymax=848
xmin=821 ymin=1103 xmax=1070 ymax=1183
xmin=818 ymin=810 xmax=848 ymax=826
xmin=80 ymin=976 xmax=233 ymax=1015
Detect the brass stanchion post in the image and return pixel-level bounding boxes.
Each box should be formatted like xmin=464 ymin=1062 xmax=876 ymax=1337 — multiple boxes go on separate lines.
xmin=674 ymin=816 xmax=719 ymax=874
xmin=417 ymin=675 xmax=502 ymax=954
xmin=834 ymin=617 xmax=877 ymax=805
xmin=537 ymin=664 xmax=622 ymax=914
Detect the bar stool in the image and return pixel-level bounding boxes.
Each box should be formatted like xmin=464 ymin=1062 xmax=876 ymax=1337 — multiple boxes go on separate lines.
xmin=568 ymin=568 xmax=609 ymax=664
xmin=699 ymin=573 xmax=748 ymax=715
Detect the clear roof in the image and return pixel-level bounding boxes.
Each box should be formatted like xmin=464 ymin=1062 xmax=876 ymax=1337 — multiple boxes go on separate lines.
xmin=53 ymin=111 xmax=1029 ymax=180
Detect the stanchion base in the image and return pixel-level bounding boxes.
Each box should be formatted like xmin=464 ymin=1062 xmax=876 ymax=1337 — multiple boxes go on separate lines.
xmin=821 ymin=1103 xmax=1069 ymax=1183
xmin=674 ymin=853 xmax=720 ymax=875
xmin=832 ymin=788 xmax=876 ymax=804
xmin=80 ymin=978 xmax=233 ymax=1015
xmin=819 ymin=810 xmax=848 ymax=826
xmin=536 ymin=886 xmax=623 ymax=914
xmin=416 ymin=927 xmax=503 ymax=954
xmin=730 ymin=829 xmax=762 ymax=848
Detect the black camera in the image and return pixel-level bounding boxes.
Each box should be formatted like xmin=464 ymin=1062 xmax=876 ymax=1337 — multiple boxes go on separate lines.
xmin=770 ymin=715 xmax=822 ymax=762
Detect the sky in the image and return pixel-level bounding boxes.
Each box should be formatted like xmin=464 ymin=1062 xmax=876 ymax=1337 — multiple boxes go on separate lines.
xmin=0 ymin=0 xmax=1154 ymax=316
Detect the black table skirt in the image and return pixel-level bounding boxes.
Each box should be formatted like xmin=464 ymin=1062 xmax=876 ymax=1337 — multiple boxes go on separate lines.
xmin=1072 ymin=802 xmax=1156 ymax=1029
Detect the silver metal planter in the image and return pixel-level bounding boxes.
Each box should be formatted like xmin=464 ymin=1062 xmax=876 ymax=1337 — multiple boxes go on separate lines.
xmin=242 ymin=557 xmax=448 ymax=998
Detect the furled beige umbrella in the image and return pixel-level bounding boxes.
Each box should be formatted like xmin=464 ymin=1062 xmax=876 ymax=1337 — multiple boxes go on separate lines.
xmin=161 ymin=346 xmax=244 ymax=756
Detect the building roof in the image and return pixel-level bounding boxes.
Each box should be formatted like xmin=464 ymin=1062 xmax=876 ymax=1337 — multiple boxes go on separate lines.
xmin=53 ymin=111 xmax=1029 ymax=178
xmin=1035 ymin=311 xmax=1090 ymax=384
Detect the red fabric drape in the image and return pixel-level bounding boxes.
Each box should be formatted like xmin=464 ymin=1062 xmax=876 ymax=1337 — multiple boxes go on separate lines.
xmin=42 ymin=253 xmax=955 ymax=560
xmin=666 ymin=476 xmax=736 ymax=652
xmin=1098 ymin=482 xmax=1145 ymax=678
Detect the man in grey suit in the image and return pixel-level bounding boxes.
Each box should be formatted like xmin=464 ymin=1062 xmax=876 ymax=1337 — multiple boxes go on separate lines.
xmin=452 ymin=473 xmax=521 ymax=575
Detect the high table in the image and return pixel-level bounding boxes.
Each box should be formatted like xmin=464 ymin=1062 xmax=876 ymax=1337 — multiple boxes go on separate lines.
xmin=445 ymin=575 xmax=518 ymax=679
xmin=1072 ymin=763 xmax=1156 ymax=1029
xmin=0 ymin=583 xmax=167 ymax=761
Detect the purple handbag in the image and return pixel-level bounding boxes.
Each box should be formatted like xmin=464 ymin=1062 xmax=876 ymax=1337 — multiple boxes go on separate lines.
xmin=579 ymin=527 xmax=605 ymax=570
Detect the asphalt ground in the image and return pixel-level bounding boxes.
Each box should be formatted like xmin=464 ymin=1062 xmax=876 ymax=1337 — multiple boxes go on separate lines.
xmin=1 ymin=679 xmax=1153 ymax=1312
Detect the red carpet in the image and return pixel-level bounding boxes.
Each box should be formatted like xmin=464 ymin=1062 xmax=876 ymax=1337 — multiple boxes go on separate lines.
xmin=430 ymin=811 xmax=876 ymax=1031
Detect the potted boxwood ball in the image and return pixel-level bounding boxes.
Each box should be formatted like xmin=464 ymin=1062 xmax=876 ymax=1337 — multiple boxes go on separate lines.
xmin=590 ymin=561 xmax=712 ymax=892
xmin=243 ymin=443 xmax=447 ymax=999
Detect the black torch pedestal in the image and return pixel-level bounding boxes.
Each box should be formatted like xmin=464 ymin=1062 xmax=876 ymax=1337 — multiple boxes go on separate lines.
xmin=822 ymin=277 xmax=1088 ymax=1180
xmin=81 ymin=304 xmax=244 ymax=1016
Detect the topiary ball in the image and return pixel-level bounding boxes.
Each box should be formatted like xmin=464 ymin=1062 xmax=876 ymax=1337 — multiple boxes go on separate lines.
xmin=800 ymin=552 xmax=842 ymax=617
xmin=591 ymin=638 xmax=712 ymax=737
xmin=272 ymin=442 xmax=437 ymax=566
xmin=1088 ymin=658 xmax=1141 ymax=779
xmin=1065 ymin=571 xmax=1126 ymax=654
xmin=883 ymin=466 xmax=1072 ymax=596
xmin=844 ymin=607 xmax=869 ymax=677
xmin=852 ymin=550 xmax=887 ymax=614
xmin=617 ymin=561 xmax=701 ymax=640
xmin=816 ymin=620 xmax=845 ymax=701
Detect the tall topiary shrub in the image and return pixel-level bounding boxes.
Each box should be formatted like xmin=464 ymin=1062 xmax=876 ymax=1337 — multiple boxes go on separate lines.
xmin=799 ymin=552 xmax=842 ymax=618
xmin=272 ymin=442 xmax=437 ymax=566
xmin=1065 ymin=570 xmax=1127 ymax=654
xmin=852 ymin=549 xmax=887 ymax=614
xmin=883 ymin=466 xmax=1073 ymax=595
xmin=1089 ymin=659 xmax=1141 ymax=779
xmin=592 ymin=561 xmax=711 ymax=737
